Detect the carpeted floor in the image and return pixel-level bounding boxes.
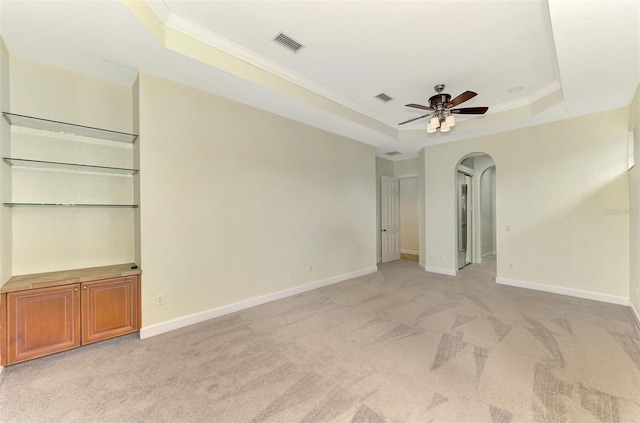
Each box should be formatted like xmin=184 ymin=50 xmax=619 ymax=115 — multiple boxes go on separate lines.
xmin=1 ymin=260 xmax=639 ymax=422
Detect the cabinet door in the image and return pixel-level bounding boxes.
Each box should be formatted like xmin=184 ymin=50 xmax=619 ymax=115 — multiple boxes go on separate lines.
xmin=6 ymin=284 xmax=81 ymax=365
xmin=81 ymin=276 xmax=139 ymax=344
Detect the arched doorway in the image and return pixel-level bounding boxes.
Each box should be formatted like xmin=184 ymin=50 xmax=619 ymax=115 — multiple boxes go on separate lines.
xmin=455 ymin=153 xmax=496 ymax=270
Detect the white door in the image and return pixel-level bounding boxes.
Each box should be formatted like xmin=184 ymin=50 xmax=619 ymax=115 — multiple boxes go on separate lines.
xmin=381 ymin=176 xmax=401 ymax=263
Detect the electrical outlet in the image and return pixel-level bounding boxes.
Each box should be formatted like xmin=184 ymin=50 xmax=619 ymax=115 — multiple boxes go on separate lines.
xmin=308 ymin=265 xmax=313 ymax=272
xmin=156 ymin=295 xmax=164 ymax=306
xmin=289 ymin=268 xmax=295 ymax=276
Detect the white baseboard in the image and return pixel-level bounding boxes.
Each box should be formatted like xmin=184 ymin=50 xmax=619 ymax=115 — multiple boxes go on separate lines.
xmin=424 ymin=266 xmax=457 ymax=277
xmin=140 ymin=266 xmax=378 ymax=339
xmin=401 ymin=249 xmax=419 ymax=255
xmin=418 ymin=263 xmax=426 ymax=271
xmin=495 ymin=277 xmax=629 ymax=306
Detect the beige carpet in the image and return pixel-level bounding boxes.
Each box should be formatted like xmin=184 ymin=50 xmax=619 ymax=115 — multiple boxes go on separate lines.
xmin=1 ymin=260 xmax=639 ymax=422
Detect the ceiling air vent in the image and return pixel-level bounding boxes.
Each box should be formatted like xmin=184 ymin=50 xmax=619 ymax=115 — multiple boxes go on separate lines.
xmin=375 ymin=93 xmax=393 ymax=102
xmin=385 ymin=151 xmax=402 ymax=157
xmin=272 ymin=32 xmax=305 ymax=53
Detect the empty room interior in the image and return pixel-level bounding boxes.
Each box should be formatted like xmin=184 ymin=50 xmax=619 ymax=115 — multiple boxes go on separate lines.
xmin=0 ymin=1 xmax=639 ymax=422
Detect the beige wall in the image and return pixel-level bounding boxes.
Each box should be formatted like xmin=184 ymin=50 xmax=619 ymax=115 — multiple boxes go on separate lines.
xmin=423 ymin=108 xmax=630 ymax=298
xmin=6 ymin=57 xmax=135 ymax=275
xmin=395 ymin=157 xmax=418 ymax=177
xmin=0 ymin=38 xmax=11 ymax=282
xmin=480 ymin=166 xmax=496 ymax=257
xmin=400 ymin=177 xmax=419 ymax=253
xmin=418 ymin=149 xmax=426 ymax=267
xmin=629 ymin=84 xmax=640 ymax=318
xmin=137 ymin=73 xmax=376 ymax=327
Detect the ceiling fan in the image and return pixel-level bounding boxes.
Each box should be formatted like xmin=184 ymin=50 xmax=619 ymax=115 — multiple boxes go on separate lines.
xmin=398 ymin=84 xmax=489 ymax=133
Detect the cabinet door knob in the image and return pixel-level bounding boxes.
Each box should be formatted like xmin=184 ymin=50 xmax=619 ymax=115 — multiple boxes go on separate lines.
xmin=74 ymin=287 xmax=78 ymax=292
xmin=83 ymin=286 xmax=87 ymax=290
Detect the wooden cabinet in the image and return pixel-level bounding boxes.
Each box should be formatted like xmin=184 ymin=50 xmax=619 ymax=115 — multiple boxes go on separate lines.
xmin=5 ymin=284 xmax=81 ymax=365
xmin=0 ymin=264 xmax=141 ymax=366
xmin=82 ymin=276 xmax=139 ymax=345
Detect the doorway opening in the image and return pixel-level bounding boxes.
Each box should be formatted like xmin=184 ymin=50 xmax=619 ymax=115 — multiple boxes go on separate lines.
xmin=380 ymin=175 xmax=420 ymax=264
xmin=400 ymin=177 xmax=419 ymax=262
xmin=455 ymin=154 xmax=496 ymax=270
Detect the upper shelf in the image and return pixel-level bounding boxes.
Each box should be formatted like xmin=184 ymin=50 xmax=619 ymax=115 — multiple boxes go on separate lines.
xmin=2 ymin=112 xmax=138 ymax=143
xmin=3 ymin=157 xmax=138 ymax=175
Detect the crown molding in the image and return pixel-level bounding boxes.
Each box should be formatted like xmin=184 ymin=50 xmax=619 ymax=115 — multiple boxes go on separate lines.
xmin=145 ymin=1 xmax=396 ymax=129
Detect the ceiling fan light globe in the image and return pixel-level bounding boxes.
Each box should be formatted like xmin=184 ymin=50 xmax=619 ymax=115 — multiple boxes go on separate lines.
xmin=445 ymin=115 xmax=456 ymax=127
xmin=426 ymin=125 xmax=437 ymax=133
xmin=429 ymin=117 xmax=440 ymax=128
xmin=440 ymin=124 xmax=451 ymax=133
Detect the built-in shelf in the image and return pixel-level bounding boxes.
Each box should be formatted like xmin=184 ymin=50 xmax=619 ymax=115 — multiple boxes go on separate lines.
xmin=4 ymin=203 xmax=138 ymax=208
xmin=3 ymin=157 xmax=138 ymax=175
xmin=2 ymin=112 xmax=138 ymax=143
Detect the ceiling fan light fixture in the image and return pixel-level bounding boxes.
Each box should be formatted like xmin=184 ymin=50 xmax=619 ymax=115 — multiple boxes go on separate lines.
xmin=445 ymin=115 xmax=456 ymax=127
xmin=399 ymin=83 xmax=488 ymax=133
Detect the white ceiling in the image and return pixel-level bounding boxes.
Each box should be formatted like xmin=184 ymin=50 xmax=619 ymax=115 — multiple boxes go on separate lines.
xmin=0 ymin=0 xmax=638 ymax=160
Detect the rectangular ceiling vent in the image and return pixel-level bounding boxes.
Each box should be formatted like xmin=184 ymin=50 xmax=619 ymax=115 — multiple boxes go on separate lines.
xmin=272 ymin=32 xmax=305 ymax=53
xmin=375 ymin=93 xmax=393 ymax=102
xmin=385 ymin=151 xmax=402 ymax=156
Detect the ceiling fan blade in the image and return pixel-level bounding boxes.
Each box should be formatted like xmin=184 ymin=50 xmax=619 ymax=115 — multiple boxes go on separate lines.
xmin=398 ymin=113 xmax=431 ymax=125
xmin=445 ymin=91 xmax=477 ymax=108
xmin=405 ymin=103 xmax=434 ymax=111
xmin=450 ymin=106 xmax=489 ymax=115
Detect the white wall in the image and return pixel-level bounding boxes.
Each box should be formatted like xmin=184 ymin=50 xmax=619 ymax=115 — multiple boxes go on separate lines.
xmin=400 ymin=178 xmax=419 ymax=254
xmin=423 ymin=108 xmax=630 ymax=299
xmin=6 ymin=56 xmax=135 ymax=275
xmin=137 ymin=73 xmax=376 ymax=327
xmin=629 ymin=84 xmax=640 ymax=320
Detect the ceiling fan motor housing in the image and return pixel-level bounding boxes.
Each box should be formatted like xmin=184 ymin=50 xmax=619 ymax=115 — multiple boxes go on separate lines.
xmin=429 ymin=93 xmax=451 ymax=109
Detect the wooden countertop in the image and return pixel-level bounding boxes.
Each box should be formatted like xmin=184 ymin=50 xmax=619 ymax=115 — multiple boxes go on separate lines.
xmin=1 ymin=263 xmax=142 ymax=293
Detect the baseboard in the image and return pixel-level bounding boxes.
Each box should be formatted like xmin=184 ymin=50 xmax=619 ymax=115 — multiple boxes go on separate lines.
xmin=424 ymin=266 xmax=457 ymax=277
xmin=401 ymin=249 xmax=419 ymax=255
xmin=418 ymin=263 xmax=426 ymax=271
xmin=495 ymin=277 xmax=629 ymax=306
xmin=630 ymin=301 xmax=640 ymax=330
xmin=140 ymin=266 xmax=379 ymax=339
